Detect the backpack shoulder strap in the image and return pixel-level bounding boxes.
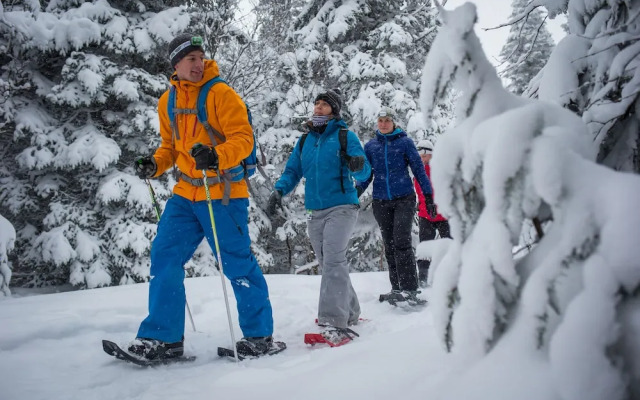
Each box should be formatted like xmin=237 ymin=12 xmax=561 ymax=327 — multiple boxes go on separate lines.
xmin=196 ymin=76 xmax=227 ymax=145
xmin=298 ymin=133 xmax=309 ymax=156
xmin=338 ymin=128 xmax=349 ymax=194
xmin=339 ymin=128 xmax=348 ymax=156
xmin=167 ymin=86 xmax=181 ymax=141
xmin=168 ymin=86 xmax=177 ymax=123
xmin=196 ymin=76 xmax=226 ymax=123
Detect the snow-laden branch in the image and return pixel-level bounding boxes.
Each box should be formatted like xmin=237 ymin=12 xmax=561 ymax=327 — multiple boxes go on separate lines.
xmin=0 ymin=214 xmax=16 ymax=297
xmin=421 ymin=3 xmax=640 ymax=399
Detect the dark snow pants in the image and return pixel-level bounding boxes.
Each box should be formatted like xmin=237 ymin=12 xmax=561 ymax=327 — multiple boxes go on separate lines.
xmin=417 ymin=217 xmax=451 ymax=284
xmin=372 ymin=194 xmax=418 ymax=291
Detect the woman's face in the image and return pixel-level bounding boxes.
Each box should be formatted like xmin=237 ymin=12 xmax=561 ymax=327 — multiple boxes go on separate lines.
xmin=314 ymin=99 xmax=333 ymax=116
xmin=420 ymin=153 xmax=432 ymax=164
xmin=377 ymin=117 xmax=394 ymax=134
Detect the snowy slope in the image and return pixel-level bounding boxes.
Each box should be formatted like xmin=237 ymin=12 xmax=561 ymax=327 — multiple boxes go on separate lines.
xmin=1 ymin=272 xmax=560 ymax=400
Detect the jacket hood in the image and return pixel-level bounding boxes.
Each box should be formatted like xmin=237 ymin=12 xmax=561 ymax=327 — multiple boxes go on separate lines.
xmin=375 ymin=127 xmax=406 ymax=141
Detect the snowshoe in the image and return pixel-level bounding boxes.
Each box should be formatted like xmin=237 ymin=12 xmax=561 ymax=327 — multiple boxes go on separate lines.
xmin=102 ymin=339 xmax=196 ymax=367
xmin=304 ymin=326 xmax=359 ymax=347
xmin=380 ymin=290 xmax=427 ymax=307
xmin=379 ymin=290 xmax=405 ymax=303
xmin=217 ymin=336 xmax=287 ymax=361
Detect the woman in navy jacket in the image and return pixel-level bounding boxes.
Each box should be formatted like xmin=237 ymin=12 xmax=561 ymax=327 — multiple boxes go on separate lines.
xmin=357 ymin=107 xmax=436 ymax=304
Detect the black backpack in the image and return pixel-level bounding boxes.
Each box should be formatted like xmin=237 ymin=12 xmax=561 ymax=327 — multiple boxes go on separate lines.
xmin=298 ymin=128 xmax=350 ymax=193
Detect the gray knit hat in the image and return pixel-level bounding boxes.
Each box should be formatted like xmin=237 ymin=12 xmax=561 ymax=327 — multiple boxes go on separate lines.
xmin=315 ymin=88 xmax=343 ymax=116
xmin=168 ymin=33 xmax=204 ymax=67
xmin=378 ymin=106 xmax=396 ymax=119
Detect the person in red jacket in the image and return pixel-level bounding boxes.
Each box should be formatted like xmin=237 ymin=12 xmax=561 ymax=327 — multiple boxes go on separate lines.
xmin=414 ymin=140 xmax=451 ymax=287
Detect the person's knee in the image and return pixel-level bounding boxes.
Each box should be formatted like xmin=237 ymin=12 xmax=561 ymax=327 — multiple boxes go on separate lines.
xmin=394 ymin=233 xmax=412 ymax=249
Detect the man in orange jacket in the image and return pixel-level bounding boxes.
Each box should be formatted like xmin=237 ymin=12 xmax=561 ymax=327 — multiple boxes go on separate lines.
xmin=130 ymin=33 xmax=277 ymax=360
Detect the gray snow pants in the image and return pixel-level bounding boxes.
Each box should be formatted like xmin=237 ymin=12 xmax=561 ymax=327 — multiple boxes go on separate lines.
xmin=307 ymin=204 xmax=361 ymax=329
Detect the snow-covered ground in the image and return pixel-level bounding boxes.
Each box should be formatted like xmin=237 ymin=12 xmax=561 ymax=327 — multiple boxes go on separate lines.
xmin=1 ymin=272 xmax=556 ymax=400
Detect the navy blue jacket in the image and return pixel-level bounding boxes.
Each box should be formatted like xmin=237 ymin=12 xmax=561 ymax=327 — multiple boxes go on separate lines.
xmin=357 ymin=128 xmax=432 ymax=200
xmin=275 ymin=118 xmax=371 ymax=210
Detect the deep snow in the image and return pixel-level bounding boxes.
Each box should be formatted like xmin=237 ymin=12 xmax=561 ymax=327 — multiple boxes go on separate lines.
xmin=1 ymin=271 xmax=559 ymax=400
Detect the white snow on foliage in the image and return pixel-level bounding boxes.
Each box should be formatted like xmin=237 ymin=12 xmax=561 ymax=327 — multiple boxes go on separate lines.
xmin=420 ymin=2 xmax=640 ymax=399
xmin=328 ymin=0 xmax=358 ymax=41
xmin=0 ymin=215 xmax=16 ymax=297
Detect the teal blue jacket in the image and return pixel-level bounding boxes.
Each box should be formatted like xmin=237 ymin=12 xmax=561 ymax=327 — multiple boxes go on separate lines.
xmin=275 ymin=118 xmax=371 ymax=210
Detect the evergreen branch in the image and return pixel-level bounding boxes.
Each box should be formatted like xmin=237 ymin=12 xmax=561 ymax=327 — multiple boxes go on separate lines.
xmin=586 ymin=5 xmax=640 ymax=40
xmin=498 ymin=15 xmax=548 ymax=76
xmin=484 ymin=5 xmax=544 ymax=31
xmin=586 ymin=82 xmax=640 ymax=110
xmin=496 ymin=12 xmax=531 ymax=69
xmin=569 ymin=37 xmax=640 ymax=63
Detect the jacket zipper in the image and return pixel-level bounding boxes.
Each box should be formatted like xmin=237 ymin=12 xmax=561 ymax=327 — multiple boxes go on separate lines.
xmin=384 ymin=137 xmax=391 ymax=199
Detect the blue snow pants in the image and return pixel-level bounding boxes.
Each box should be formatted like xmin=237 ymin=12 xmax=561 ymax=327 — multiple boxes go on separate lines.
xmin=136 ymin=195 xmax=273 ymax=343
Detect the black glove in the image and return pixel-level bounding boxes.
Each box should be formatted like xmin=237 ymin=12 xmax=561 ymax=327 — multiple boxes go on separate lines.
xmin=267 ymin=190 xmax=283 ymax=217
xmin=424 ymin=193 xmax=437 ymax=219
xmin=190 ymin=143 xmax=219 ymax=171
xmin=345 ymin=155 xmax=365 ymax=172
xmin=134 ymin=156 xmax=156 ymax=179
xmin=356 ymin=186 xmax=364 ymax=198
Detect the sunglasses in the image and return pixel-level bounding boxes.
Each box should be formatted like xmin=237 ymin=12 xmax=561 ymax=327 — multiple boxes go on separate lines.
xmin=418 ymin=149 xmax=432 ymax=155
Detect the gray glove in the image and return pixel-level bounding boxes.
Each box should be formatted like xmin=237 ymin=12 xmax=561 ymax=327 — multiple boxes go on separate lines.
xmin=267 ymin=190 xmax=283 ymax=217
xmin=345 ymin=155 xmax=365 ymax=172
xmin=424 ymin=194 xmax=437 ymax=219
xmin=134 ymin=156 xmax=156 ymax=179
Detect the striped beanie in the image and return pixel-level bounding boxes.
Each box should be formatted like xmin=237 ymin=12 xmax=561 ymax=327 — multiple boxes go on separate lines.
xmin=168 ymin=33 xmax=204 ymax=68
xmin=315 ymin=88 xmax=343 ymax=116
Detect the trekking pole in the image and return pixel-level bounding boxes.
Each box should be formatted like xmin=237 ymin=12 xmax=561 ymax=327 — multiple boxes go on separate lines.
xmin=200 ymin=169 xmax=239 ymax=363
xmin=144 ymin=178 xmax=197 ymax=333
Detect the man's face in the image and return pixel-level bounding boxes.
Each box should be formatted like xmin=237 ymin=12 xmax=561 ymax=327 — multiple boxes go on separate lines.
xmin=314 ymin=99 xmax=333 ymax=116
xmin=174 ymin=50 xmax=205 ymax=82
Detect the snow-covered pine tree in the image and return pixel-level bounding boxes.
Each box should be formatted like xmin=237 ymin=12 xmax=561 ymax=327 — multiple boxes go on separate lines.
xmin=0 ymin=214 xmax=16 ymax=297
xmin=258 ymin=0 xmax=444 ymax=273
xmin=0 ymin=1 xmax=250 ymax=288
xmin=527 ymin=0 xmax=640 ymax=172
xmin=204 ymin=0 xmax=307 ymax=275
xmin=498 ymin=0 xmax=554 ymax=95
xmin=422 ymin=3 xmax=640 ymax=399
xmin=237 ymin=0 xmax=315 ymax=274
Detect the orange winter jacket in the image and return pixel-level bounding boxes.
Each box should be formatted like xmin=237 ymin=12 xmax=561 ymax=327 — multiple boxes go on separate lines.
xmin=153 ymin=59 xmax=252 ymax=202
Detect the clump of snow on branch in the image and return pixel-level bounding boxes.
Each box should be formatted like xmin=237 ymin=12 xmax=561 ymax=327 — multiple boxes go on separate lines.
xmin=0 ymin=215 xmax=16 ymax=297
xmin=528 ymin=0 xmax=640 ymax=172
xmin=420 ymin=2 xmax=640 ymax=399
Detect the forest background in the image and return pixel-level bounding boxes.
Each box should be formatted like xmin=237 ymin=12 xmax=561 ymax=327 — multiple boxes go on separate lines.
xmin=0 ymin=0 xmax=636 ymax=296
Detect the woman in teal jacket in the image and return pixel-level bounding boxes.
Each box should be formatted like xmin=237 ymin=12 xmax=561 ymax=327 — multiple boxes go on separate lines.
xmin=267 ymin=89 xmax=371 ymax=346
